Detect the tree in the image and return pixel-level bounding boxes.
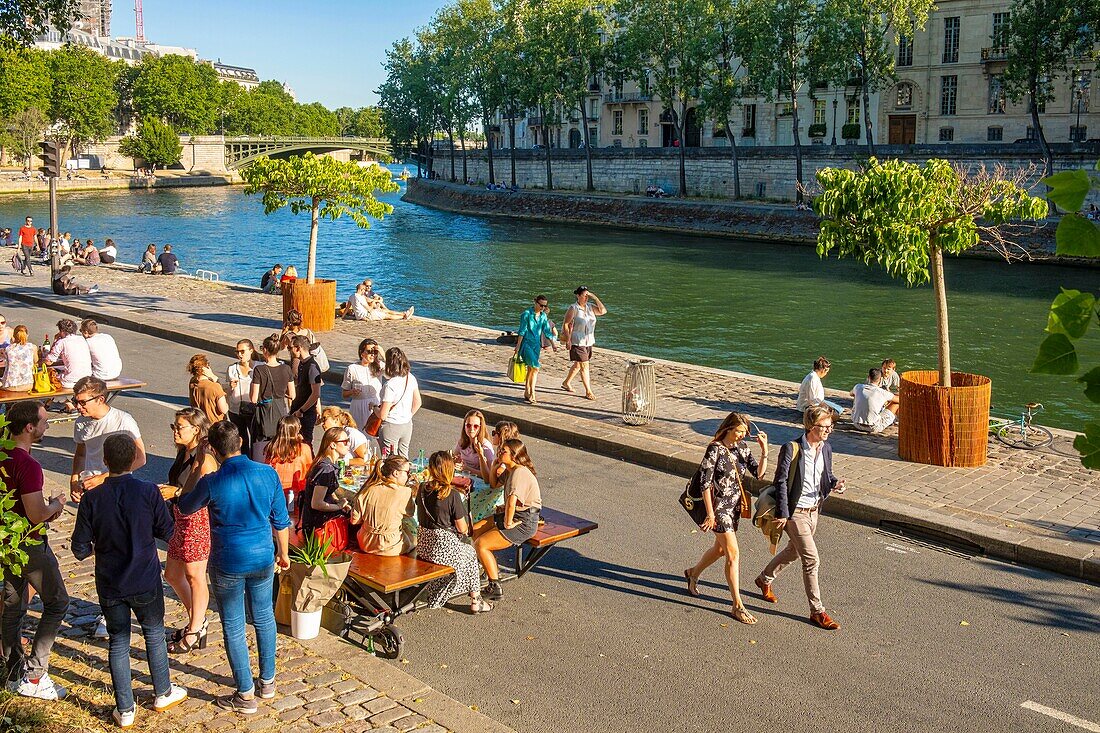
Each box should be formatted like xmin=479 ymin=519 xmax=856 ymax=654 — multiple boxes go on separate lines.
xmin=353 ymin=107 xmax=384 ymax=138
xmin=700 ymin=0 xmax=747 ymax=199
xmin=816 ymin=158 xmax=1048 ymax=388
xmin=48 ymin=46 xmax=119 ymax=153
xmin=616 ymin=0 xmax=717 ymax=195
xmin=1003 ymin=0 xmax=1099 ymax=182
xmin=0 ymin=48 xmax=52 ymax=119
xmin=241 ymin=153 xmax=400 ymax=285
xmin=379 ymin=38 xmax=440 ymax=176
xmin=131 ymin=55 xmax=220 ymax=135
xmin=1032 ymin=163 xmax=1100 ymax=468
xmin=118 ymin=117 xmax=183 ymax=170
xmin=553 ymin=0 xmax=608 ymax=191
xmin=5 ymin=106 xmax=48 ymax=165
xmin=0 ymin=0 xmax=79 ymax=49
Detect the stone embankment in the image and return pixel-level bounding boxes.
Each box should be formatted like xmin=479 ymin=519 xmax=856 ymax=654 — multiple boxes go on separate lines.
xmin=0 ymin=172 xmax=238 ymax=195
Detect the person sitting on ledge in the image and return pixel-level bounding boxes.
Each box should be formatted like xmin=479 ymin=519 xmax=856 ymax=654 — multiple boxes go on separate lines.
xmin=796 ymin=356 xmax=844 ymax=415
xmin=99 ymin=239 xmax=117 ymax=265
xmin=850 ymin=368 xmax=900 ymax=434
xmin=261 ymin=264 xmax=283 ymax=294
xmin=139 ymin=244 xmax=158 ymax=274
xmin=880 ymin=358 xmax=900 ymax=393
xmin=157 ymin=244 xmax=178 ymax=275
xmin=52 ymin=266 xmax=98 ymax=296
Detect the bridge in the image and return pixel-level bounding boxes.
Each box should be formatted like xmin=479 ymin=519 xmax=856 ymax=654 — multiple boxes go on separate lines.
xmin=223 ymin=136 xmax=393 ymax=169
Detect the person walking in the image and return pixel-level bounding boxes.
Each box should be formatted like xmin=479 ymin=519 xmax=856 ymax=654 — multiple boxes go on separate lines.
xmin=249 ymin=333 xmax=295 ymax=444
xmin=288 ymin=335 xmax=322 ymax=445
xmin=226 ymin=339 xmax=257 ymax=453
xmin=161 ymin=408 xmax=217 ymax=655
xmin=187 ymin=354 xmax=229 ymax=425
xmin=1 ymin=401 xmax=70 ymax=700
xmin=342 ymin=338 xmax=384 ymax=430
xmin=178 ymin=421 xmax=291 ymax=714
xmin=373 ymin=347 xmax=421 ymax=458
xmin=16 ymin=217 xmax=36 ymax=276
xmin=755 ymin=405 xmax=846 ymax=630
xmin=683 ymin=413 xmax=768 ymax=625
xmin=514 ymin=295 xmax=556 ymax=404
xmin=560 ymin=286 xmax=607 ymax=400
xmin=71 ymin=433 xmax=188 ymax=727
xmin=79 ymin=319 xmax=123 ymax=381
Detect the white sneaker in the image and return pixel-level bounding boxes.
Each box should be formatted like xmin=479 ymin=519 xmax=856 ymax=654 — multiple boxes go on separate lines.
xmin=113 ymin=706 xmax=136 ymax=729
xmin=16 ymin=673 xmax=67 ymax=700
xmin=94 ymin=614 xmax=109 ymax=639
xmin=88 ymin=284 xmax=99 ymax=293
xmin=154 ymin=684 xmax=188 ymax=712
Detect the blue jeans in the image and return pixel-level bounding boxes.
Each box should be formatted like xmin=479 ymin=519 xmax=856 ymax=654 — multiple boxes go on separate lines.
xmin=100 ymin=588 xmax=171 ymax=713
xmin=211 ymin=564 xmax=276 ymax=694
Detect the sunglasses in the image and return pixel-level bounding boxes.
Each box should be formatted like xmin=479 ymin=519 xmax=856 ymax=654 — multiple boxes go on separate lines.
xmin=169 ymin=423 xmax=194 ymax=433
xmin=814 ymin=424 xmax=835 ymax=433
xmin=71 ymin=395 xmax=104 ymax=407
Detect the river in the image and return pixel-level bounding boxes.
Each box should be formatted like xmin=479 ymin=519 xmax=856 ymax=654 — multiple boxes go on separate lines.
xmin=1 ymin=180 xmax=1096 ymax=430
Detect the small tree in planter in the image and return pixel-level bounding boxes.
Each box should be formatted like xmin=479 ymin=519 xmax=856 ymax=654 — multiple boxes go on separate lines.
xmin=242 ymin=153 xmax=399 ymax=331
xmin=815 ymin=157 xmax=1047 ymax=466
xmin=286 ymin=533 xmax=351 ymax=640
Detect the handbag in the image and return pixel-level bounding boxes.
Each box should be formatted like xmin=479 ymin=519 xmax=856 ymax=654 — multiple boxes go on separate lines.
xmin=310 ymin=343 xmax=330 ymax=373
xmin=31 ymin=363 xmax=53 ymax=393
xmin=314 ymin=515 xmax=350 ymax=553
xmin=678 ymin=471 xmax=709 ymax=527
xmin=364 ymin=412 xmax=382 ymax=437
xmin=507 ymin=355 xmax=527 ymax=384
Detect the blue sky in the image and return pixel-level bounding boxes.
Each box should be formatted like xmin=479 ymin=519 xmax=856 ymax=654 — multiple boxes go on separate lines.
xmin=112 ymin=0 xmax=445 ymax=108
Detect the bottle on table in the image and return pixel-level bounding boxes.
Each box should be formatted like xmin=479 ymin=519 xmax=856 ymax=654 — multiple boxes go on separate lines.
xmin=43 ymin=333 xmax=51 ymax=351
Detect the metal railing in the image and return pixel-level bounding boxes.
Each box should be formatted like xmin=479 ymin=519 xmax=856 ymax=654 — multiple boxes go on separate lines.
xmin=604 ymin=92 xmax=652 ymax=103
xmin=194 ymin=269 xmax=220 ymax=282
xmin=981 ymin=47 xmax=1008 ymax=62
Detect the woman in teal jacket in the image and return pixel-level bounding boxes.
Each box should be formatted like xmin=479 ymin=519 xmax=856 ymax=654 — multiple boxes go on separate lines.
xmin=514 ymin=295 xmax=556 ymax=404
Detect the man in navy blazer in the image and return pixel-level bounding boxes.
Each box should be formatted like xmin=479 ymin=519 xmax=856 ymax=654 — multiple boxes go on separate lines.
xmin=755 ymin=404 xmax=846 ymax=630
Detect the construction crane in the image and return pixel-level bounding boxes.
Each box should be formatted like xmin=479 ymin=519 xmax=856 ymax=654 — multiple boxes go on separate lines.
xmin=135 ymin=0 xmax=145 ymax=43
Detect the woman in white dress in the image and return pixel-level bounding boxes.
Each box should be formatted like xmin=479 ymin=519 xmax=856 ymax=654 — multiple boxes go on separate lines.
xmin=226 ymin=339 xmax=257 ymax=453
xmin=342 ymin=338 xmax=384 ymax=430
xmin=560 ymin=286 xmax=608 ymax=400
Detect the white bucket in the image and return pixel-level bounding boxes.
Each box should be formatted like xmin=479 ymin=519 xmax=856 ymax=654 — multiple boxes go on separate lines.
xmin=290 ymin=609 xmax=322 ymax=640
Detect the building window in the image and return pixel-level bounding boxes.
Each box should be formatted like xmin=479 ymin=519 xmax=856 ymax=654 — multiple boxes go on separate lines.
xmin=778 ymin=101 xmax=793 ymax=117
xmin=898 ymin=35 xmax=913 ymax=67
xmin=612 ymin=110 xmax=623 ymax=135
xmin=846 ymin=100 xmax=860 ymax=125
xmin=992 ymin=12 xmax=1010 ymax=49
xmin=939 ymin=127 xmax=954 ymax=141
xmin=589 ymin=127 xmax=598 ymax=146
xmin=943 ymin=17 xmax=960 ymax=63
xmin=988 ymin=75 xmax=1006 ymax=114
xmin=1070 ymin=126 xmax=1088 ymax=142
xmin=896 ymin=83 xmax=913 ymax=109
xmin=638 ymin=108 xmax=649 ymax=135
xmin=1025 ymin=126 xmax=1037 ymax=141
xmin=940 ymin=75 xmax=958 ymax=115
xmin=813 ymin=99 xmax=826 ymax=125
xmin=612 ymin=74 xmax=624 ymax=101
xmin=743 ymin=104 xmax=757 ymax=133
xmin=987 ymin=126 xmax=1003 ymax=141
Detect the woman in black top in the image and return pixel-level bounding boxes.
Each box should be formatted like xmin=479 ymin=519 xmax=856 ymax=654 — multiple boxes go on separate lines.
xmin=249 ymin=333 xmax=296 ymax=443
xmin=683 ymin=412 xmax=769 ymax=625
xmin=416 ymin=452 xmax=489 ymax=613
xmin=299 ymin=427 xmax=352 ymax=542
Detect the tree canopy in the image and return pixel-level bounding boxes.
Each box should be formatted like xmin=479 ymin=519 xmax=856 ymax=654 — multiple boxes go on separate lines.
xmin=118 ymin=117 xmax=183 ymax=169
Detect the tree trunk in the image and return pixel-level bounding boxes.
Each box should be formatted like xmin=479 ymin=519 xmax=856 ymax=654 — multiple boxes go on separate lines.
xmin=579 ymin=97 xmax=594 ymax=191
xmin=414 ymin=136 xmax=422 ymax=177
xmin=459 ymin=127 xmax=468 ymax=183
xmin=508 ymin=117 xmax=517 ymax=187
xmin=791 ymin=85 xmax=804 ymax=204
xmin=862 ymin=79 xmax=875 ymax=157
xmin=1029 ymin=82 xmax=1054 ymax=189
xmin=723 ymin=120 xmax=741 ymax=200
xmin=484 ymin=108 xmax=496 ymax=185
xmin=674 ymin=105 xmax=687 ymax=196
xmin=448 ymin=129 xmax=456 ymax=182
xmin=929 ymin=243 xmax=951 ymax=388
xmin=541 ymin=101 xmax=553 ymax=191
xmin=306 ymin=197 xmax=320 ymax=284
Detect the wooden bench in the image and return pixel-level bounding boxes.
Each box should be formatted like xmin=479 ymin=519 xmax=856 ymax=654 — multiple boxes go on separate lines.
xmin=508 ymin=507 xmax=599 ymax=580
xmin=0 ymin=377 xmax=147 ymax=423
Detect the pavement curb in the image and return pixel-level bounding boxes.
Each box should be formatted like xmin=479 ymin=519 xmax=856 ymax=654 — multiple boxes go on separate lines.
xmin=3 ymin=283 xmax=1096 ymax=584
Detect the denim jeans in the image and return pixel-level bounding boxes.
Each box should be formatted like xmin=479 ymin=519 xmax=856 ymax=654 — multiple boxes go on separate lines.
xmin=211 ymin=564 xmax=276 ymax=694
xmin=100 ymin=587 xmax=171 ymax=713
xmin=1 ymin=540 xmax=70 ymax=682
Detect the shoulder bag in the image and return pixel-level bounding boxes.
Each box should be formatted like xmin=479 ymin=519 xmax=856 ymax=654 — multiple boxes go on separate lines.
xmin=31 ymin=363 xmax=53 ymax=393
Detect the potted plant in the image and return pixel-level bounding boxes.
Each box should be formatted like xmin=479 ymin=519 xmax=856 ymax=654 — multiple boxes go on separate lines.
xmin=841 ymin=123 xmax=860 ymax=142
xmin=287 ymin=533 xmax=352 ymax=640
xmin=808 ymin=123 xmax=827 ymax=138
xmin=815 ymin=158 xmax=1047 ymax=467
xmin=242 ymin=153 xmax=399 ymax=332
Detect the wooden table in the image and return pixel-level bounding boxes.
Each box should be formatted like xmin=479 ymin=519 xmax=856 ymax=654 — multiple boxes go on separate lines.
xmin=0 ymin=377 xmax=148 ymax=422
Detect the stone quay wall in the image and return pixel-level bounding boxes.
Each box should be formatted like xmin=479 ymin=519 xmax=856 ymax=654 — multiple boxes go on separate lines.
xmin=429 ymin=143 xmax=1100 ymax=203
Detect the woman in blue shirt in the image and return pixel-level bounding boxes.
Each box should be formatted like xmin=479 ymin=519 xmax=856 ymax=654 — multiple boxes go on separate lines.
xmin=514 ymin=295 xmax=557 ymax=404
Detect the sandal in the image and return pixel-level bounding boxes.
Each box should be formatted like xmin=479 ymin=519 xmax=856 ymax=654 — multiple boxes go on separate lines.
xmin=560 ymin=382 xmax=575 ymax=393
xmin=584 ymin=392 xmax=596 ymax=400
xmin=730 ymin=606 xmax=757 ymax=625
xmin=684 ymin=570 xmax=700 ymax=598
xmin=168 ymin=620 xmax=208 ymax=654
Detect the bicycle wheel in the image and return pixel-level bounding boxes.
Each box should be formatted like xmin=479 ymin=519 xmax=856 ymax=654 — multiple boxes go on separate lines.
xmin=997 ymin=423 xmax=1054 ymax=450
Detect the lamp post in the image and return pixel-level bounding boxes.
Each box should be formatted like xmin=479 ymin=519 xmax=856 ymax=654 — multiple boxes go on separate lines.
xmin=831 ymin=90 xmax=838 ymax=146
xmin=1072 ymin=71 xmax=1085 ymax=147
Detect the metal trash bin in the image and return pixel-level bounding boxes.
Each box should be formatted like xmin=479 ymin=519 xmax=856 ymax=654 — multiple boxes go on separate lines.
xmin=622 ymin=359 xmax=657 ymax=426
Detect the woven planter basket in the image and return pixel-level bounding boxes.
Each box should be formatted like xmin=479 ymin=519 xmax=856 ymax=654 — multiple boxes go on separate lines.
xmin=283 ymin=279 xmax=337 ymax=333
xmin=898 ymin=370 xmax=991 ymax=467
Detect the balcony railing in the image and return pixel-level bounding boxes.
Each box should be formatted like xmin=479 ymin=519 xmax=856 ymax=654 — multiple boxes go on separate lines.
xmin=604 ymin=92 xmax=653 ymax=104
xmin=981 ymin=47 xmax=1009 ymax=62
xmin=527 ymin=117 xmax=544 ymax=127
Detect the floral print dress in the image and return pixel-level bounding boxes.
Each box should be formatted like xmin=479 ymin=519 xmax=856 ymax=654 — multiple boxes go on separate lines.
xmin=697 ymin=441 xmax=759 ymax=533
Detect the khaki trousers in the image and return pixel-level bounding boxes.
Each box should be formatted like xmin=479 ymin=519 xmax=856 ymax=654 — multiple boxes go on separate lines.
xmin=759 ymin=508 xmax=823 ymax=614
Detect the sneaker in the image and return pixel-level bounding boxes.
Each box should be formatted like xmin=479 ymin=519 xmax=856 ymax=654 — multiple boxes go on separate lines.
xmin=16 ymin=673 xmax=67 ymax=700
xmin=113 ymin=706 xmax=136 ymax=729
xmin=485 ymin=581 xmax=503 ymax=601
xmin=88 ymin=284 xmax=99 ymax=293
xmin=94 ymin=615 xmax=109 ymax=639
xmin=258 ymin=678 xmax=276 ymax=700
xmin=215 ymin=691 xmax=258 ymax=714
xmin=153 ymin=684 xmax=188 ymax=712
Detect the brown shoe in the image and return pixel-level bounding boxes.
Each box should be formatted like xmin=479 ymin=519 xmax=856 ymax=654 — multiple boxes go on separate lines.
xmin=754 ymin=577 xmax=777 ymax=603
xmin=810 ymin=611 xmax=840 ymax=630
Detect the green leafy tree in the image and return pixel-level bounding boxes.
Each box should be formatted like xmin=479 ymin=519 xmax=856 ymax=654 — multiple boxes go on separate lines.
xmin=241 ymin=153 xmax=400 ymax=284
xmin=334 ymin=106 xmax=357 ymax=135
xmin=131 ymin=55 xmax=220 ymax=135
xmin=0 ymin=415 xmax=43 ymax=581
xmin=48 ymin=46 xmax=119 ymax=153
xmin=378 ymin=38 xmax=440 ymax=176
xmin=615 ymin=0 xmax=717 ymax=195
xmin=552 ymin=0 xmax=608 ymax=191
xmin=5 ymin=106 xmax=48 ymax=165
xmin=118 ymin=117 xmax=183 ymax=170
xmin=1032 ymin=164 xmax=1100 ymax=468
xmin=353 ymin=107 xmax=384 ymax=138
xmin=0 ymin=0 xmax=79 ymax=49
xmin=0 ymin=48 xmax=52 ymax=119
xmin=700 ymin=0 xmax=748 ymax=199
xmin=815 ymin=158 xmax=1048 ymax=388
xmin=1002 ymin=0 xmax=1099 ymax=181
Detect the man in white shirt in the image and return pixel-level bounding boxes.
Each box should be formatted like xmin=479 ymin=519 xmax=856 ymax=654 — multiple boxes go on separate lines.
xmin=795 ymin=356 xmax=843 ymax=414
xmin=851 ymin=368 xmax=900 ymax=433
xmin=43 ymin=320 xmax=92 ymax=389
xmin=79 ymin=320 xmax=122 ymax=381
xmin=69 ymin=376 xmax=145 ymax=500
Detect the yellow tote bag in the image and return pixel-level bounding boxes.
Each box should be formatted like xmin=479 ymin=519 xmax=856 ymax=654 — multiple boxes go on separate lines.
xmin=31 ymin=364 xmax=53 ymax=394
xmin=507 ymin=355 xmax=527 ymax=384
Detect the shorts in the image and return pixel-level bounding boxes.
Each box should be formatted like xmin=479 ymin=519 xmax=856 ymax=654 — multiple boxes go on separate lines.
xmin=568 ymin=345 xmax=593 ymax=362
xmin=494 ymin=508 xmax=540 ymax=545
xmin=856 ymin=409 xmax=897 ymax=434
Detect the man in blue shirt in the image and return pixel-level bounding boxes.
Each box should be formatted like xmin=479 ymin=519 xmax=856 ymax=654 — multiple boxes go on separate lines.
xmin=71 ymin=433 xmax=188 ymax=728
xmin=179 ymin=421 xmax=290 ymax=715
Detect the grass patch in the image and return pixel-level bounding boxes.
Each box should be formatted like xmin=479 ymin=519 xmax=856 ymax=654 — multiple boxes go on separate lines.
xmin=0 ymin=692 xmax=50 ymax=733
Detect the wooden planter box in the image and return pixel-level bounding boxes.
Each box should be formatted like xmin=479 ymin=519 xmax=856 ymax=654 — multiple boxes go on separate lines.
xmin=898 ymin=370 xmax=991 ymax=467
xmin=283 ymin=278 xmax=337 ymax=333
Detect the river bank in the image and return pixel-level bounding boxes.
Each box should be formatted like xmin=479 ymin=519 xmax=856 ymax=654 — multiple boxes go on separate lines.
xmin=0 ymin=171 xmax=239 ymax=196
xmin=0 ymin=263 xmax=1095 ymax=580
xmin=404 ymin=178 xmax=1097 ymax=267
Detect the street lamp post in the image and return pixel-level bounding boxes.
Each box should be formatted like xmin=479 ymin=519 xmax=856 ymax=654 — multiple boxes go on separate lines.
xmin=1072 ymin=71 xmax=1085 ymax=147
xmin=831 ymin=91 xmax=838 ymax=146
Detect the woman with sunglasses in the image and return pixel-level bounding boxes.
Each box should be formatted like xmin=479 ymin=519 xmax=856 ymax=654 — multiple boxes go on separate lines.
xmin=560 ymin=286 xmax=607 ymax=400
xmin=683 ymin=412 xmax=768 ymax=625
xmin=350 ymin=455 xmax=416 ymax=556
xmin=514 ymin=295 xmax=557 ymax=405
xmin=162 ymin=408 xmax=218 ymax=653
xmin=226 ymin=339 xmax=257 ymax=454
xmin=454 ymin=410 xmax=494 ymax=475
xmin=472 ymin=438 xmax=542 ymax=602
xmin=468 ymin=421 xmax=518 ymax=522
xmin=298 ymin=427 xmax=353 ymax=546
xmin=342 ymin=338 xmax=384 ymax=431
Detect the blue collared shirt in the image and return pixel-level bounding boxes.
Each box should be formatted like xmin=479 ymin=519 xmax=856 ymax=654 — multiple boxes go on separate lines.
xmin=179 ymin=454 xmax=291 ymax=574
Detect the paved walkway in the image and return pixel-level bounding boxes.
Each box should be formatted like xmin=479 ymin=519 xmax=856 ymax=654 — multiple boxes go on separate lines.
xmin=1 ymin=265 xmax=1097 ymax=579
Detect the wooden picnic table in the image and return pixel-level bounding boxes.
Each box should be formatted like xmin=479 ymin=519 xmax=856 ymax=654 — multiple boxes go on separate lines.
xmin=0 ymin=377 xmax=147 ymax=420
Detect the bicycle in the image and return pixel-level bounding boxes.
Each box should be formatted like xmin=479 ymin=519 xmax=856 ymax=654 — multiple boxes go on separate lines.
xmin=994 ymin=402 xmax=1054 ymax=450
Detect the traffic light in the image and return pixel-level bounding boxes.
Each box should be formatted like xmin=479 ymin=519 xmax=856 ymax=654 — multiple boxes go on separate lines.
xmin=38 ymin=140 xmax=62 ymax=178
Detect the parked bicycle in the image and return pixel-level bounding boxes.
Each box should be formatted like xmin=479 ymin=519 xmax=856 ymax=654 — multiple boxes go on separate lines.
xmin=991 ymin=402 xmax=1053 ymax=450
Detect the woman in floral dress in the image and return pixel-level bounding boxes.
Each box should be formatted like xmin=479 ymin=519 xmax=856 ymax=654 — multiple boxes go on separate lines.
xmin=2 ymin=325 xmax=38 ymax=391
